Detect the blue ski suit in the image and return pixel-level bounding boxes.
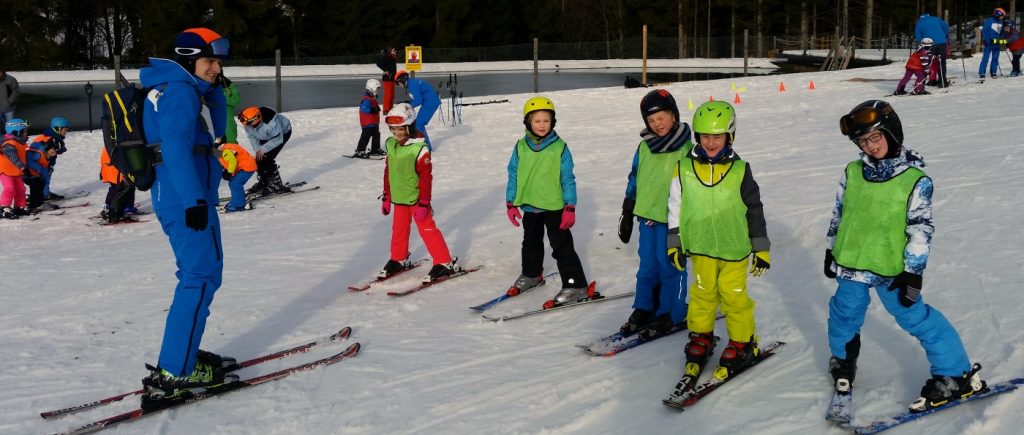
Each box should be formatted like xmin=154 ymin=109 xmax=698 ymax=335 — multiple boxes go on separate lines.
xmin=979 ymin=15 xmax=1007 ymax=77
xmin=405 ymin=78 xmax=441 ymax=149
xmin=140 ymin=58 xmax=227 ymax=377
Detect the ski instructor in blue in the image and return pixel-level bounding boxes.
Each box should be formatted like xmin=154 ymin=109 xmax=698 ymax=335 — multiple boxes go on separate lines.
xmin=138 ymin=27 xmax=238 ymax=409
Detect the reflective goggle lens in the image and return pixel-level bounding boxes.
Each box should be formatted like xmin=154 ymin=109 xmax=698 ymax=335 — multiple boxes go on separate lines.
xmin=210 ymin=38 xmax=230 ymax=58
xmin=385 ymin=116 xmax=405 ymax=125
xmin=840 ymin=107 xmax=881 ymax=135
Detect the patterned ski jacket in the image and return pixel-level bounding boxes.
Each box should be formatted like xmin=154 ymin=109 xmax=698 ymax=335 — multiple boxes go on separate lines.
xmin=826 ymin=147 xmax=932 ymax=286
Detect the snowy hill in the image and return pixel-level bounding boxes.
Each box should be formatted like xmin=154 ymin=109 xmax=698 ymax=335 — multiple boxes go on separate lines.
xmin=3 ymin=58 xmax=1023 ymax=435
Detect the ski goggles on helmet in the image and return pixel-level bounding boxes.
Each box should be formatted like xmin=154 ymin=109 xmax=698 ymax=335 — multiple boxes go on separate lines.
xmin=174 ymin=37 xmax=231 ymax=59
xmin=839 ymin=105 xmax=891 ymax=138
xmin=238 ymin=113 xmax=261 ymax=126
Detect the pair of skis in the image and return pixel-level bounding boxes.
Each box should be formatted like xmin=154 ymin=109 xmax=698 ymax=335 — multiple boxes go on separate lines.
xmin=43 ymin=326 xmax=360 ymax=434
xmin=827 ymin=375 xmax=1024 ymax=434
xmin=347 ymin=260 xmax=485 ymax=296
xmin=662 ymin=341 xmax=787 ymax=410
xmin=576 ymin=313 xmax=725 ymax=357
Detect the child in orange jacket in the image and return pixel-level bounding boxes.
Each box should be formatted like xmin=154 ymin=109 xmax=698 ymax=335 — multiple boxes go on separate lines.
xmin=217 ymin=142 xmax=257 ymax=212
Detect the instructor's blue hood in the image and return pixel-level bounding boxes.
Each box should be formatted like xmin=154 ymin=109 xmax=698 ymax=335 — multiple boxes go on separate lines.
xmin=140 ymin=57 xmax=214 ymax=94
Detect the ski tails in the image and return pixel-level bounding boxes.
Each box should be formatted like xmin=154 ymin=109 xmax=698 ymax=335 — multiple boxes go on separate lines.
xmin=468 ymin=271 xmax=559 ymax=312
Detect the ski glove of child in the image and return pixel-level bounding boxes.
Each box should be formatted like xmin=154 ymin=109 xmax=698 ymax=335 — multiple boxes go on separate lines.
xmin=824 ymin=249 xmax=837 ymax=279
xmin=506 ymin=202 xmax=522 ymax=227
xmin=559 ymin=205 xmax=576 ymax=230
xmin=750 ymin=251 xmax=771 ymax=277
xmin=888 ymin=272 xmax=922 ymax=308
xmin=618 ymin=197 xmax=635 ymax=244
xmin=380 ymin=193 xmax=391 ymax=216
xmin=414 ymin=202 xmax=430 ymax=222
xmin=666 ymin=229 xmax=686 ymax=271
xmin=185 ymin=200 xmax=209 ymax=231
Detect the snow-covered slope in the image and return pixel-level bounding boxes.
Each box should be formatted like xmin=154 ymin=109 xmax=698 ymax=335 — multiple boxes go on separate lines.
xmin=3 ymin=58 xmax=1023 ymax=435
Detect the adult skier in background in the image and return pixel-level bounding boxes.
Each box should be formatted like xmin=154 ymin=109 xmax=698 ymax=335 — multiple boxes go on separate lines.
xmin=137 ymin=27 xmax=237 ymax=410
xmin=827 ymin=99 xmax=985 ymax=412
xmin=395 ymin=70 xmax=441 ymax=150
xmin=377 ymin=47 xmax=398 ymax=113
xmin=914 ymin=13 xmax=950 ymax=87
xmin=978 ymin=8 xmax=1008 ymax=79
xmin=618 ymin=89 xmax=691 ymax=336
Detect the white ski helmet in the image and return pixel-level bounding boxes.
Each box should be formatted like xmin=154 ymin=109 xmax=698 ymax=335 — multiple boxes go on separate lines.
xmin=385 ymin=102 xmax=417 ymax=127
xmin=366 ymin=78 xmax=381 ymax=94
xmin=921 ymin=37 xmax=934 ymax=46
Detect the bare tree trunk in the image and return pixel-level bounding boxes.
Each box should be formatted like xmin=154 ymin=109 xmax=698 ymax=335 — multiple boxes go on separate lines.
xmin=678 ymin=0 xmax=684 ymax=58
xmin=865 ymin=0 xmax=873 ymax=48
xmin=801 ymin=1 xmax=809 ymax=54
xmin=756 ymin=0 xmax=763 ymax=57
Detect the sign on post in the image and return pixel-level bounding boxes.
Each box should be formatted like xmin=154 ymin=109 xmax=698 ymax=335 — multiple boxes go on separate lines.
xmin=405 ymin=45 xmax=423 ymax=71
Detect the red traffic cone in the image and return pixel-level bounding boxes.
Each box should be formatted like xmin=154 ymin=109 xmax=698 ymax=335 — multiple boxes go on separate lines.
xmin=779 ymin=82 xmax=786 ymax=92
xmin=809 ymin=80 xmax=816 ymax=90
xmin=734 ymin=93 xmax=742 ymax=104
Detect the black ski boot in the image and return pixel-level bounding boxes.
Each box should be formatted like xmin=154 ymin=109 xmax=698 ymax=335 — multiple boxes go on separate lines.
xmin=424 ymin=259 xmax=462 ymax=282
xmin=266 ymin=165 xmax=291 ymax=193
xmin=714 ymin=337 xmax=759 ymax=380
xmin=140 ymin=360 xmax=239 ymax=410
xmin=620 ymin=308 xmax=654 ymax=335
xmin=909 ymin=363 xmax=986 ymax=413
xmin=829 ymin=334 xmax=860 ymax=394
xmin=378 ymin=258 xmax=413 ymax=278
xmin=640 ymin=313 xmax=676 ymax=339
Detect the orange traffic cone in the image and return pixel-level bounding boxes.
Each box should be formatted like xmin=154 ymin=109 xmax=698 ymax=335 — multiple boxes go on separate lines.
xmin=809 ymin=80 xmax=816 ymax=90
xmin=779 ymin=82 xmax=786 ymax=92
xmin=734 ymin=93 xmax=742 ymax=104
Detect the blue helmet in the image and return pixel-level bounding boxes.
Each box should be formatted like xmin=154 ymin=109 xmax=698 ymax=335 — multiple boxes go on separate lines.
xmin=51 ymin=117 xmax=70 ymax=130
xmin=5 ymin=118 xmax=29 ymax=135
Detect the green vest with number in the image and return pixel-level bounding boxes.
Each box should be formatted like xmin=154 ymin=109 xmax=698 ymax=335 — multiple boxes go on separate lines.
xmin=512 ymin=138 xmax=566 ymax=211
xmin=386 ymin=137 xmax=427 ymax=205
xmin=833 ymin=160 xmax=925 ymax=277
xmin=676 ymin=158 xmax=751 ymax=260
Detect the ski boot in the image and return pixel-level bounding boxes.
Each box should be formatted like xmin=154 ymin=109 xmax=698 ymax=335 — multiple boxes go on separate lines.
xmin=140 ymin=361 xmax=239 ymax=410
xmin=46 ymin=192 xmax=65 ymax=201
xmin=675 ymin=332 xmax=717 ymax=392
xmin=620 ymin=308 xmax=654 ymax=335
xmin=378 ymin=257 xmax=413 ymax=278
xmin=640 ymin=313 xmax=677 ymax=339
xmin=544 ymin=281 xmax=597 ymax=309
xmin=507 ymin=273 xmax=544 ymax=297
xmin=909 ymin=363 xmax=986 ymax=413
xmin=246 ymin=178 xmax=267 ymax=196
xmin=266 ymin=166 xmax=292 ymax=194
xmin=892 ymin=89 xmax=908 ymax=95
xmin=1011 ymin=71 xmax=1022 ymax=77
xmin=368 ymin=148 xmax=386 ymax=157
xmin=352 ymin=150 xmax=369 ymax=158
xmin=909 ymin=89 xmax=930 ymax=96
xmin=1 ymin=207 xmax=17 ymax=219
xmin=13 ymin=207 xmax=31 ymax=217
xmin=196 ymin=349 xmax=238 ymax=372
xmin=713 ymin=337 xmax=759 ymax=381
xmin=223 ymin=202 xmax=254 ymax=213
xmin=829 ymin=356 xmax=857 ymax=394
xmin=424 ymin=258 xmax=463 ymax=283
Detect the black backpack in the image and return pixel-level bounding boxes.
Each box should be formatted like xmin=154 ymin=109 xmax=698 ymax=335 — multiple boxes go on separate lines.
xmin=101 ymin=81 xmax=158 ymax=191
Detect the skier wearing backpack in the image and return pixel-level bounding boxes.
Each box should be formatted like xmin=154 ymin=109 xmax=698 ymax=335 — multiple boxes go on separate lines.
xmin=136 ymin=27 xmax=237 ymax=410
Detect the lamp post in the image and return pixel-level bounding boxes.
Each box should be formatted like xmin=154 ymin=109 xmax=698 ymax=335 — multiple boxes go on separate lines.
xmin=84 ymin=82 xmax=94 ymax=132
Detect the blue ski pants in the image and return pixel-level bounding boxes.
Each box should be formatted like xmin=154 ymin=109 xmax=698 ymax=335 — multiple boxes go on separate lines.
xmin=827 ymin=278 xmax=971 ymax=376
xmin=415 ymin=100 xmax=439 ymax=150
xmin=634 ymin=221 xmax=687 ymax=323
xmin=226 ymin=170 xmax=253 ymax=211
xmin=979 ymin=43 xmax=1002 ymax=77
xmin=155 ymin=204 xmax=224 ymax=377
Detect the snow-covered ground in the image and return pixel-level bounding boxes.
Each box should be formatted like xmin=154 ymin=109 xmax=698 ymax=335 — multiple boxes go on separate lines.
xmin=3 ymin=57 xmax=1023 ymax=435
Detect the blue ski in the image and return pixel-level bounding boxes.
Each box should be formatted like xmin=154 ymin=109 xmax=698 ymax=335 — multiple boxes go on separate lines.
xmin=827 ymin=390 xmax=854 ymax=423
xmin=842 ymin=378 xmax=1024 ymax=434
xmin=468 ymin=272 xmax=558 ymax=312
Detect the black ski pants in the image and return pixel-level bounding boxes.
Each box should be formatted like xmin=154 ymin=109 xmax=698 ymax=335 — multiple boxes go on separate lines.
xmin=355 ymin=126 xmax=381 ymax=153
xmin=521 ymin=210 xmax=588 ymax=288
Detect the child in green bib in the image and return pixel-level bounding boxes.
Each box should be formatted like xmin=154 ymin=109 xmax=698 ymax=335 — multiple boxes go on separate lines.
xmin=505 ymin=96 xmax=594 ymax=308
xmin=377 ymin=103 xmax=461 ymax=283
xmin=667 ymin=101 xmax=771 ymax=387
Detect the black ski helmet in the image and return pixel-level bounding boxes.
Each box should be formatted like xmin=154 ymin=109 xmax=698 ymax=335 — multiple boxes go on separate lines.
xmin=640 ymin=89 xmax=680 ymax=130
xmin=840 ymin=99 xmax=903 ymax=152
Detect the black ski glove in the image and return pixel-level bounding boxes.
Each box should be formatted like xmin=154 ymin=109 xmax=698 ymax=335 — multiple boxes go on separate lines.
xmin=824 ymin=249 xmax=837 ymax=279
xmin=221 ymin=170 xmax=232 ymax=181
xmin=888 ymin=272 xmax=922 ymax=308
xmin=618 ymin=197 xmax=635 ymax=244
xmin=185 ymin=200 xmax=209 ymax=231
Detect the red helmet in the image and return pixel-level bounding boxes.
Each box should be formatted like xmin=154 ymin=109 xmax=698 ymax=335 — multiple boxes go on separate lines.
xmin=395 ymin=70 xmax=410 ymax=85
